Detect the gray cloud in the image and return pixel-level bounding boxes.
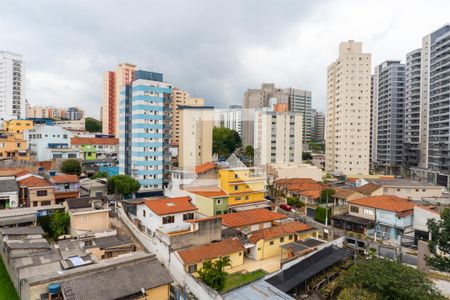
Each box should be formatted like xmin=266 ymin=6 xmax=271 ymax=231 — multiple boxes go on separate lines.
xmin=1 ymin=0 xmax=449 ymax=118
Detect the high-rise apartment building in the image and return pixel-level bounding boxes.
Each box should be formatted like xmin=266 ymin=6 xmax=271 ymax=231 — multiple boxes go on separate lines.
xmin=179 ymin=106 xmax=213 ymax=171
xmin=27 ymin=105 xmax=84 ymax=120
xmin=372 ymin=61 xmax=405 ymax=175
xmin=102 ymin=63 xmax=136 ymax=136
xmin=171 ymin=88 xmax=204 ymax=146
xmin=214 ymin=105 xmax=243 ymax=136
xmin=325 ymin=40 xmax=371 ymax=175
xmin=0 ymin=51 xmax=25 ymax=119
xmin=118 ymin=70 xmax=172 ymax=194
xmin=312 ymin=109 xmax=325 ymax=143
xmin=242 ymin=84 xmax=312 ymax=146
xmin=254 ymin=103 xmax=303 ymax=166
xmin=404 ymin=49 xmax=422 ymax=169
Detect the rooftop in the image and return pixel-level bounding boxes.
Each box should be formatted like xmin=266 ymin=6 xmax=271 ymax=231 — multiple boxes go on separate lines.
xmin=0 ymin=179 xmax=18 ymax=193
xmin=51 ymin=174 xmax=79 ymax=184
xmin=370 ymin=178 xmax=443 ymax=188
xmin=333 ymin=188 xmax=361 ymax=199
xmin=220 ymin=208 xmax=287 ymax=228
xmin=353 ymin=183 xmax=382 ymax=195
xmin=144 ymin=196 xmax=197 ymax=215
xmin=60 ymin=255 xmax=172 ymax=300
xmin=195 ymin=162 xmax=216 ymax=174
xmin=188 ymin=188 xmax=228 ymax=198
xmin=297 ymin=189 xmax=322 ymax=199
xmin=71 ymin=137 xmax=119 ymax=145
xmin=177 ymin=239 xmax=244 ymax=265
xmin=17 ymin=175 xmax=52 ymax=188
xmin=66 ymin=196 xmax=108 ymax=211
xmin=349 ymin=195 xmax=415 ymax=213
xmin=0 ymin=226 xmax=44 ymax=235
xmin=275 ymin=178 xmax=318 ymax=186
xmin=248 ymin=222 xmax=314 ymax=244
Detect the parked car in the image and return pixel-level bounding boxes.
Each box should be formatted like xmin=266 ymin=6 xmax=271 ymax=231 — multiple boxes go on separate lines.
xmin=265 ymin=195 xmax=276 ymax=201
xmin=279 ymin=204 xmax=293 ymax=212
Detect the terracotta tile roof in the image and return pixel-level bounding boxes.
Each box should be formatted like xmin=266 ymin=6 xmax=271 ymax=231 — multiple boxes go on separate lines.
xmin=177 ymin=239 xmax=244 ymax=265
xmin=0 ymin=168 xmax=34 ymax=177
xmin=275 ymin=178 xmax=317 ymax=186
xmin=51 ymin=175 xmax=79 ymax=184
xmin=15 ymin=170 xmax=32 ymax=177
xmin=144 ymin=196 xmax=197 ymax=215
xmin=348 ymin=195 xmax=415 ymax=213
xmin=195 ymin=162 xmax=216 ymax=174
xmin=287 ymin=183 xmax=324 ymax=193
xmin=248 ymin=221 xmax=314 ymax=244
xmin=333 ymin=188 xmax=361 ymax=199
xmin=18 ymin=176 xmax=52 ymax=188
xmin=220 ymin=208 xmax=287 ymax=228
xmin=298 ymin=189 xmax=322 ymax=199
xmin=353 ymin=183 xmax=382 ymax=196
xmin=189 ymin=189 xmax=228 ymax=198
xmin=71 ymin=137 xmax=119 ymax=145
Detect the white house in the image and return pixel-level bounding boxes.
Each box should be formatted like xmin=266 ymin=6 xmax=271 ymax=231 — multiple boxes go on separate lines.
xmin=0 ymin=177 xmax=19 ymax=209
xmin=24 ymin=125 xmax=78 ymax=161
xmin=135 ymin=196 xmax=198 ymax=235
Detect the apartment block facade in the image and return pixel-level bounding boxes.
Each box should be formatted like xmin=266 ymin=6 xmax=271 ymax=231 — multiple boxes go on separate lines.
xmin=214 ymin=105 xmax=243 ymax=136
xmin=118 ymin=70 xmax=172 ymax=193
xmin=372 ymin=61 xmax=405 ymax=175
xmin=0 ymin=51 xmax=25 ymax=119
xmin=312 ymin=109 xmax=325 ymax=143
xmin=326 ymin=40 xmax=371 ymax=175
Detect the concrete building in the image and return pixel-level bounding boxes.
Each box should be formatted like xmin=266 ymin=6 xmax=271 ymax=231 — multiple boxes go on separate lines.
xmin=214 ymin=105 xmax=243 ymax=136
xmin=0 ymin=178 xmax=19 ymax=209
xmin=65 ymin=107 xmax=84 ymax=120
xmin=3 ymin=119 xmax=34 ymax=139
xmin=171 ymin=88 xmax=205 ymax=146
xmin=311 ymin=109 xmax=325 ymax=143
xmin=179 ymin=106 xmax=213 ymax=171
xmin=54 ymin=118 xmax=86 ymax=131
xmin=65 ymin=197 xmax=111 ymax=237
xmin=0 ymin=51 xmax=25 ymax=119
xmin=404 ymin=49 xmax=422 ymax=169
xmin=253 ymin=103 xmax=303 ymax=166
xmin=71 ymin=137 xmax=119 ymax=160
xmin=118 ymin=70 xmax=172 ymax=194
xmin=325 ymin=40 xmax=371 ymax=175
xmin=242 ymin=84 xmax=312 ymax=146
xmin=24 ymin=125 xmax=77 ymax=161
xmin=102 ymin=63 xmax=136 ymax=136
xmin=0 ymin=134 xmax=29 ymax=161
xmin=372 ymin=61 xmax=405 ymax=175
xmin=27 ymin=106 xmax=84 ymax=120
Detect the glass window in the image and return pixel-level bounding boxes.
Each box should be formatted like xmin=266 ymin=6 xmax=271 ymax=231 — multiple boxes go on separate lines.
xmin=162 ymin=215 xmax=175 ymax=224
xmin=183 ymin=213 xmax=194 ymax=221
xmin=280 ymin=237 xmax=284 ymax=243
xmin=269 ymin=241 xmax=274 ymax=246
xmin=188 ymin=264 xmax=197 ymax=273
xmin=350 ymin=206 xmax=359 ymax=213
xmin=37 ymin=190 xmax=48 ymax=197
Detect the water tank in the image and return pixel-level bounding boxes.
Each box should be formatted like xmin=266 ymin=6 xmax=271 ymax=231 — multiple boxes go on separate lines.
xmin=48 ymin=283 xmax=60 ymax=294
xmin=49 ymin=171 xmax=56 ymax=177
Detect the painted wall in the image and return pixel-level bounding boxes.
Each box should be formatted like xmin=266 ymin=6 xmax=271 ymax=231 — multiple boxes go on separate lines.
xmin=70 ymin=210 xmax=109 ymax=235
xmin=348 ymin=204 xmax=376 ymax=220
xmin=185 ymin=250 xmax=244 ymax=274
xmin=376 ymin=209 xmax=413 ymax=228
xmin=382 ymin=186 xmax=443 ymax=200
xmin=28 ymin=187 xmax=55 ymax=207
xmin=136 ymin=203 xmax=195 ymax=234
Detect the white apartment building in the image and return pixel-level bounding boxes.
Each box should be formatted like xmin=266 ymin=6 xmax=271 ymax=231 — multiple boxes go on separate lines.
xmin=0 ymin=52 xmax=25 ymax=119
xmin=214 ymin=105 xmax=243 ymax=136
xmin=179 ymin=106 xmax=213 ymax=171
xmin=254 ymin=103 xmax=303 ymax=166
xmin=326 ymin=40 xmax=371 ymax=175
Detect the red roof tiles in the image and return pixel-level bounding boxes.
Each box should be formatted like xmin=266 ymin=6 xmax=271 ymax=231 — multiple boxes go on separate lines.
xmin=71 ymin=137 xmax=119 ymax=145
xmin=52 ymin=175 xmax=79 ymax=184
xmin=349 ymin=195 xmax=414 ymax=213
xmin=248 ymin=221 xmax=314 ymax=244
xmin=144 ymin=196 xmax=197 ymax=215
xmin=195 ymin=162 xmax=216 ymax=174
xmin=220 ymin=208 xmax=287 ymax=228
xmin=177 ymin=239 xmax=244 ymax=265
xmin=189 ymin=189 xmax=228 ymax=198
xmin=353 ymin=183 xmax=382 ymax=196
xmin=18 ymin=176 xmax=52 ymax=188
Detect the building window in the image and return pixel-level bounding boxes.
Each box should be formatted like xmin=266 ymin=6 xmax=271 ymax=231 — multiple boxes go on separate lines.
xmin=236 ymin=197 xmax=241 ymax=201
xmin=245 ymin=196 xmax=249 ymax=200
xmin=36 ymin=190 xmax=48 ymax=197
xmin=289 ymin=235 xmax=293 ymax=240
xmin=183 ymin=213 xmax=194 ymax=221
xmin=41 ymin=201 xmax=51 ymax=206
xmin=143 ymin=210 xmax=146 ymax=217
xmin=269 ymin=241 xmax=274 ymax=245
xmin=350 ymin=206 xmax=359 ymax=213
xmin=162 ymin=215 xmax=175 ymax=224
xmin=363 ymin=208 xmax=374 ymax=215
xmin=234 ymin=174 xmax=238 ymax=179
xmin=216 ymin=199 xmax=222 ymax=205
xmin=188 ymin=264 xmax=197 ymax=273
xmin=234 ymin=186 xmax=239 ymax=191
xmin=396 ymin=188 xmax=401 ymax=192
xmin=280 ymin=237 xmax=284 ymax=243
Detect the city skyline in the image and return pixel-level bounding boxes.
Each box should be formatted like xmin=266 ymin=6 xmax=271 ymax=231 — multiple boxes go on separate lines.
xmin=1 ymin=0 xmax=450 ymax=118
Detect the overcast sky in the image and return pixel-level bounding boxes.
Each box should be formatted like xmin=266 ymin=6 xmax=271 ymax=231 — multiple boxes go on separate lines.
xmin=1 ymin=0 xmax=450 ymax=118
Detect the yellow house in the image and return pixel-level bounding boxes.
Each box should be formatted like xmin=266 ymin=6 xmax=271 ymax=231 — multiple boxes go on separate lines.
xmin=177 ymin=239 xmax=244 ymax=274
xmin=219 ymin=168 xmax=265 ymax=207
xmin=3 ymin=119 xmax=34 ymax=139
xmin=0 ymin=134 xmax=30 ymax=161
xmin=247 ymin=221 xmax=318 ymax=260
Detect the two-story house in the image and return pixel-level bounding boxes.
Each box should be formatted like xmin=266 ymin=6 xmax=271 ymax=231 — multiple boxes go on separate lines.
xmin=71 ymin=137 xmax=119 ymax=160
xmin=49 ymin=174 xmax=80 ymax=204
xmin=135 ymin=196 xmax=198 ymax=236
xmin=220 ymin=208 xmax=288 ymax=234
xmin=344 ymin=195 xmax=415 ymax=244
xmin=16 ymin=173 xmax=55 ymax=207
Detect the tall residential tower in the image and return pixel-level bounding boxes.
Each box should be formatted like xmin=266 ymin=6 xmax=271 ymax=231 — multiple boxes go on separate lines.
xmin=0 ymin=52 xmax=25 ymax=119
xmin=325 ymin=40 xmax=371 ymax=175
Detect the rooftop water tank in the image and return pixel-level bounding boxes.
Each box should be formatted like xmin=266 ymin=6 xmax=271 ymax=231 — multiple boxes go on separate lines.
xmin=48 ymin=283 xmax=60 ymax=295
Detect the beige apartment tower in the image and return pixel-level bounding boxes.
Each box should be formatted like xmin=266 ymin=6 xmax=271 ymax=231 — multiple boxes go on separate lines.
xmin=325 ymin=40 xmax=371 ymax=175
xmin=171 ymin=88 xmax=205 ymax=146
xmin=178 ymin=106 xmax=213 ymax=171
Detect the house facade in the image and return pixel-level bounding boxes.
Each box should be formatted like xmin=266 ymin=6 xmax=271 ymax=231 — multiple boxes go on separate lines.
xmin=49 ymin=174 xmax=80 ymax=204
xmin=16 ymin=174 xmax=55 ymax=207
xmin=0 ymin=177 xmax=19 ymax=209
xmin=219 ymin=168 xmax=265 ymax=208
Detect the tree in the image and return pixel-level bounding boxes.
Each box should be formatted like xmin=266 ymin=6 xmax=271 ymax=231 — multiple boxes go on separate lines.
xmin=85 ymin=117 xmax=102 ymax=132
xmin=244 ymin=145 xmax=254 ymax=161
xmin=107 ymin=175 xmax=141 ymax=199
xmin=320 ymin=188 xmax=335 ymax=204
xmin=302 ymin=152 xmax=312 ymax=161
xmin=49 ymin=211 xmax=70 ymax=240
xmin=92 ymin=171 xmax=108 ymax=179
xmin=338 ymin=287 xmax=377 ymax=300
xmin=213 ymin=127 xmax=242 ymax=159
xmin=61 ymin=159 xmax=81 ymax=175
xmin=338 ymin=258 xmax=445 ymax=300
xmin=427 ymin=208 xmax=450 ymax=272
xmin=197 ymin=256 xmax=231 ymax=292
